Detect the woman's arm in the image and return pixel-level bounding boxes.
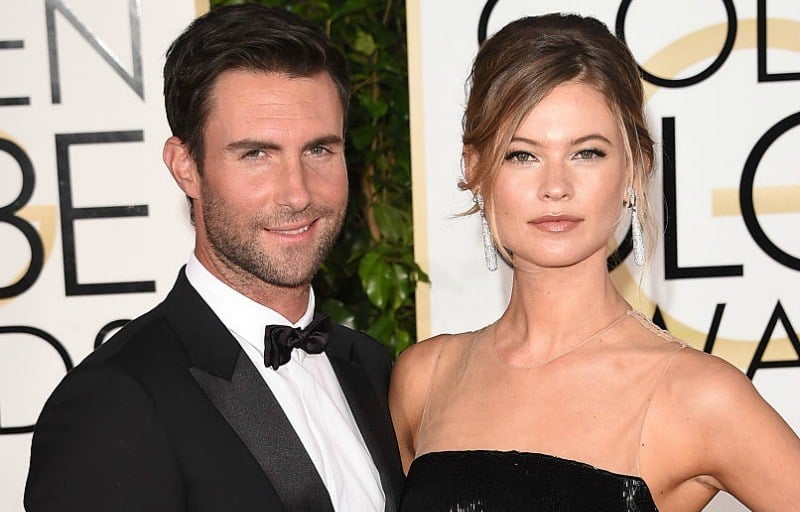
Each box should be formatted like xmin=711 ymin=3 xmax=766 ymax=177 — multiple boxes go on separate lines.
xmin=699 ymin=356 xmax=800 ymax=510
xmin=649 ymin=350 xmax=800 ymax=510
xmin=388 ymin=335 xmax=448 ymax=473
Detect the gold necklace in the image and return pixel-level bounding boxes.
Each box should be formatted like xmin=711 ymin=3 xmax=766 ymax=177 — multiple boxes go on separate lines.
xmin=492 ymin=309 xmax=632 ymax=369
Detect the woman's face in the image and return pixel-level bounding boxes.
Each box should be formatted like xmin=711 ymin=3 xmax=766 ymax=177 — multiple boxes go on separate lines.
xmin=490 ymin=81 xmax=628 ymax=271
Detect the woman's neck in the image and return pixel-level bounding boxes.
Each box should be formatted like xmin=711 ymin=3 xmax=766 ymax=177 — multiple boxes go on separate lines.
xmin=493 ymin=256 xmax=629 ymax=363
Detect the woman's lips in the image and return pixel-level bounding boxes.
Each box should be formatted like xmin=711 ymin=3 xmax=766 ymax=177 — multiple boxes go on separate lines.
xmin=530 ymin=215 xmax=582 ymax=232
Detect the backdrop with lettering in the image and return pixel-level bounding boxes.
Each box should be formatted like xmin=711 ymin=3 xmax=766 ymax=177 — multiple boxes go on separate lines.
xmin=407 ymin=1 xmax=799 ymax=510
xmin=0 ymin=1 xmax=201 ymax=509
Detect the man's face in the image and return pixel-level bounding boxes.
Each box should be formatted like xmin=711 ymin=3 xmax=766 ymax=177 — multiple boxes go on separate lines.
xmin=193 ymin=70 xmax=348 ymax=289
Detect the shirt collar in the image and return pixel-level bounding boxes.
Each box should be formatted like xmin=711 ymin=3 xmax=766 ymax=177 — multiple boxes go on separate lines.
xmin=185 ymin=254 xmax=316 ymax=356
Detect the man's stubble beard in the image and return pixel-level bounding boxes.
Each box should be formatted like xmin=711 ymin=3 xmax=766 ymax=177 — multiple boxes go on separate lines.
xmin=199 ymin=184 xmax=346 ymax=289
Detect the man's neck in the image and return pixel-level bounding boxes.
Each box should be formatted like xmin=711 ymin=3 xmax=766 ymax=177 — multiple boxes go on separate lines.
xmin=193 ymin=251 xmax=311 ymax=323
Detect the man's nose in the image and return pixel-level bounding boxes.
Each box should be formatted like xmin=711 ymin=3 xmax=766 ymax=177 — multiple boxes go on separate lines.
xmin=274 ymin=159 xmax=312 ymax=211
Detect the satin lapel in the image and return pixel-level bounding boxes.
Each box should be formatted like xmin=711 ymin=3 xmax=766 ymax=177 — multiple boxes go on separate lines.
xmin=190 ymin=353 xmax=334 ymax=512
xmin=325 ymin=335 xmax=400 ymax=512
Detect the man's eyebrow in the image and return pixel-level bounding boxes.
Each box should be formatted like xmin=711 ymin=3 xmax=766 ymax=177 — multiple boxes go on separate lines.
xmin=225 ymin=139 xmax=280 ymax=152
xmin=303 ymin=134 xmax=344 ymax=152
xmin=225 ymin=135 xmax=344 ymax=153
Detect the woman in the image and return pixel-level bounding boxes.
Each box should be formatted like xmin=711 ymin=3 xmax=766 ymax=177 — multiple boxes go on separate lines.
xmin=390 ymin=13 xmax=800 ymax=511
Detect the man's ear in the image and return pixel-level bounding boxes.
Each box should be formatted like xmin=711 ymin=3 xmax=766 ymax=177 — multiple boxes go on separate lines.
xmin=163 ymin=136 xmax=200 ymax=199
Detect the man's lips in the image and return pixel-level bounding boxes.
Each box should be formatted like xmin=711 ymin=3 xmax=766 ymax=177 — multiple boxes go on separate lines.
xmin=266 ymin=219 xmax=317 ymax=236
xmin=529 ymin=214 xmax=582 ymax=232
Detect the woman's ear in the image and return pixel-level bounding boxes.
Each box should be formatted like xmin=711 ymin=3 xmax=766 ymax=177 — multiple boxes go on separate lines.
xmin=163 ymin=136 xmax=201 ymax=200
xmin=462 ymin=144 xmax=480 ymax=190
xmin=623 ymin=159 xmax=637 ymax=204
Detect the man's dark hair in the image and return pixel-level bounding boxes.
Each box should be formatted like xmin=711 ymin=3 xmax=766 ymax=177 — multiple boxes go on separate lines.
xmin=163 ymin=4 xmax=351 ymax=171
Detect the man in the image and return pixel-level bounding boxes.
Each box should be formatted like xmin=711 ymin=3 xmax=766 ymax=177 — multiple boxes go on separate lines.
xmin=25 ymin=5 xmax=403 ymax=511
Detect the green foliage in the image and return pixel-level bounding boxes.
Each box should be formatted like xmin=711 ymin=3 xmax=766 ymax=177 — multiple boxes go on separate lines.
xmin=210 ymin=0 xmax=427 ymax=356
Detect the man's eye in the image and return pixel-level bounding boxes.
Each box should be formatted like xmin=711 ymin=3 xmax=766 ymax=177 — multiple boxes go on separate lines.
xmin=242 ymin=149 xmax=265 ymax=159
xmin=308 ymin=146 xmax=330 ymax=156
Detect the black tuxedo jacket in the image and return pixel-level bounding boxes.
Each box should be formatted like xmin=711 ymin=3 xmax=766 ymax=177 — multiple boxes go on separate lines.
xmin=25 ymin=270 xmax=403 ymax=511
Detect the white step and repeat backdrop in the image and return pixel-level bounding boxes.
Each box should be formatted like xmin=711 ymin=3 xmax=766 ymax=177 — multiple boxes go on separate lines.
xmin=1 ymin=0 xmax=797 ymax=511
xmin=407 ymin=1 xmax=799 ymax=510
xmin=0 ymin=0 xmax=202 ymax=509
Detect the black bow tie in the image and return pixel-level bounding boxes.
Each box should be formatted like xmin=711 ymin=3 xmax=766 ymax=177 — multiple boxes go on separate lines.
xmin=263 ymin=313 xmax=332 ymax=370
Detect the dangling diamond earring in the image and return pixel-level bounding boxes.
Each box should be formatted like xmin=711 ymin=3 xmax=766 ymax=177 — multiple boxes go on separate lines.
xmin=627 ymin=186 xmax=645 ymax=266
xmin=475 ymin=193 xmax=498 ymax=271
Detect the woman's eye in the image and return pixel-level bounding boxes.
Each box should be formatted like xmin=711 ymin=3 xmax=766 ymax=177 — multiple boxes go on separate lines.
xmin=505 ymin=150 xmax=536 ymax=163
xmin=575 ymin=148 xmax=606 ymax=160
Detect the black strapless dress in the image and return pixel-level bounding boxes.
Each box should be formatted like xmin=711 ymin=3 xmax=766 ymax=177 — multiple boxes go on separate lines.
xmin=400 ymin=451 xmax=658 ymax=512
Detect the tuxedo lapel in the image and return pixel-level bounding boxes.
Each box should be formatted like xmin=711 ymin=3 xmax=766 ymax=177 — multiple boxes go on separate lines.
xmin=325 ymin=333 xmax=400 ymax=512
xmin=190 ymin=355 xmax=333 ymax=512
xmin=163 ymin=271 xmax=334 ymax=512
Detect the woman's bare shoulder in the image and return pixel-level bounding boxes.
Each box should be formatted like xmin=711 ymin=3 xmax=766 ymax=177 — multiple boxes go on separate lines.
xmin=393 ymin=330 xmax=474 ymax=381
xmin=398 ymin=331 xmax=472 ymax=362
xmin=666 ymin=347 xmax=754 ymax=405
xmin=655 ymin=346 xmax=771 ymax=446
xmin=653 ymin=344 xmax=800 ymax=507
xmin=390 ymin=330 xmax=480 ymax=468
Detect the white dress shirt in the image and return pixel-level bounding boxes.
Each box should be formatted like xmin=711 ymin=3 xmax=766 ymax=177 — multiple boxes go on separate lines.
xmin=185 ymin=255 xmax=385 ymax=511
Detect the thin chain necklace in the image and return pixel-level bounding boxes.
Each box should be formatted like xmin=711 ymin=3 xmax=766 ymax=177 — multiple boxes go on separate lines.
xmin=492 ymin=309 xmax=633 ymax=369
